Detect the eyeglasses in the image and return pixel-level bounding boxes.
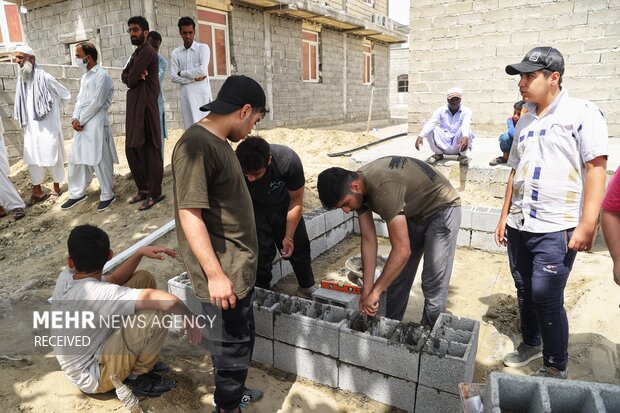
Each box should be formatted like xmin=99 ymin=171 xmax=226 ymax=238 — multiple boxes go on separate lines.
xmin=127 ymin=27 xmax=141 ymax=34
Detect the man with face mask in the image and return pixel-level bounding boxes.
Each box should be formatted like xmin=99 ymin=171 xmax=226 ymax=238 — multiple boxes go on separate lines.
xmin=415 ymin=87 xmax=475 ymax=165
xmin=61 ymin=42 xmax=117 ymax=212
xmin=121 ymin=16 xmax=163 ymax=211
xmin=13 ymin=45 xmax=71 ymax=206
xmin=170 ymin=16 xmax=212 ymax=130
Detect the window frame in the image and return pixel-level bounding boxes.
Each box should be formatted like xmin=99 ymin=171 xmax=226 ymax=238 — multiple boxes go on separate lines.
xmin=0 ymin=1 xmax=24 ymax=47
xmin=362 ymin=43 xmax=373 ymax=85
xmin=397 ymin=74 xmax=409 ymax=93
xmin=301 ymin=29 xmax=319 ymax=83
xmin=197 ymin=6 xmax=230 ymax=79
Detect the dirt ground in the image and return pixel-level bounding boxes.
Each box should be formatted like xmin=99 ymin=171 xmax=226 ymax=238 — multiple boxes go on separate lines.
xmin=0 ymin=127 xmax=618 ymax=412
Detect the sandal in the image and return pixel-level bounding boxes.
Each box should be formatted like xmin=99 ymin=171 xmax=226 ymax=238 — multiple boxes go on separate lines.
xmin=425 ymin=154 xmax=443 ymax=164
xmin=489 ymin=156 xmax=508 ymax=166
xmin=138 ymin=194 xmax=166 ymax=211
xmin=458 ymin=155 xmax=470 ymax=165
xmin=11 ymin=208 xmax=25 ymax=220
xmin=25 ymin=192 xmax=49 ymax=207
xmin=48 ymin=190 xmax=62 ymax=204
xmin=129 ymin=191 xmax=149 ymax=204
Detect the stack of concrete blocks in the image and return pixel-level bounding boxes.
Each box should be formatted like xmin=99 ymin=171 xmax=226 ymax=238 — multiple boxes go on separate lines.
xmin=416 ymin=313 xmax=480 ymax=413
xmin=266 ymin=207 xmax=354 ymax=287
xmin=459 ymin=205 xmax=506 ymax=253
xmin=485 ymin=371 xmax=620 ymax=413
xmin=252 ymin=287 xmax=290 ymax=367
xmin=166 ymin=272 xmax=205 ymax=335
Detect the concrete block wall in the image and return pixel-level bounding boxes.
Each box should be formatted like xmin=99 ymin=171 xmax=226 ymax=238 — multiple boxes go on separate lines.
xmin=389 ymin=44 xmax=409 ymax=119
xmin=485 ymin=371 xmax=620 ymax=413
xmin=408 ymin=0 xmax=620 ymax=137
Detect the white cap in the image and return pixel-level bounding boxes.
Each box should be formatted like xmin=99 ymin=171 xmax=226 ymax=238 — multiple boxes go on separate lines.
xmin=447 ymin=87 xmax=462 ymax=99
xmin=14 ymin=45 xmax=35 ymax=56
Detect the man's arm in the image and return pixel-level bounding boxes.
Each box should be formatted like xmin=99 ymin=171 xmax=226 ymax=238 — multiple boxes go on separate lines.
xmin=103 ymin=246 xmax=177 ymax=285
xmin=178 ymin=208 xmax=237 ymax=310
xmin=124 ymin=48 xmax=155 ymax=88
xmin=568 ymin=156 xmax=607 ymax=251
xmin=357 ymin=210 xmax=378 ymax=310
xmin=494 ymin=169 xmax=515 ymax=246
xmin=280 ymin=187 xmax=304 ymax=258
xmin=360 ymin=214 xmax=411 ymax=317
xmin=416 ymin=108 xmax=440 ymax=150
xmin=170 ymin=50 xmax=192 ymax=85
xmin=47 ymin=75 xmax=71 ymax=107
xmin=602 ymin=210 xmax=620 ymax=286
xmin=180 ymin=44 xmax=210 ymax=80
xmin=78 ymin=72 xmax=113 ymax=127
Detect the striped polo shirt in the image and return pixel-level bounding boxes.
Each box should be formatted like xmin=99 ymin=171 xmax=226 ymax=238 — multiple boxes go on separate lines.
xmin=507 ymin=89 xmax=608 ymax=233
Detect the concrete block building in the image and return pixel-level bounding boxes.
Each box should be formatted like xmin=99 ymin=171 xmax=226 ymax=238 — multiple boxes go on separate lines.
xmin=408 ymin=0 xmax=620 ymax=137
xmin=0 ymin=0 xmax=406 ymax=160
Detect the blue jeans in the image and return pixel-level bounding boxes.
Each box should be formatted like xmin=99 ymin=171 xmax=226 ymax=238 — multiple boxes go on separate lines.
xmin=499 ymin=132 xmax=513 ymax=153
xmin=507 ymin=227 xmax=577 ymax=371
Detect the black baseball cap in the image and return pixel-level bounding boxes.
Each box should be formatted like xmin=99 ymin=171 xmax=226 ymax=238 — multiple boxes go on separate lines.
xmin=200 ymin=75 xmax=266 ymax=113
xmin=505 ymin=47 xmax=565 ymax=76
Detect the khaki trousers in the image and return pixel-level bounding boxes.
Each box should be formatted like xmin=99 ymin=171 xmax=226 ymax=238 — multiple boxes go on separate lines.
xmin=96 ymin=270 xmax=167 ymax=393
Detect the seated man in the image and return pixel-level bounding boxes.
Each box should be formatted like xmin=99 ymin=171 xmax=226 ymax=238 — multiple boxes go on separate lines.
xmin=489 ymin=100 xmax=524 ymax=166
xmin=235 ymin=136 xmax=316 ymax=294
xmin=52 ymin=224 xmax=201 ymax=397
xmin=415 ymin=87 xmax=475 ymax=165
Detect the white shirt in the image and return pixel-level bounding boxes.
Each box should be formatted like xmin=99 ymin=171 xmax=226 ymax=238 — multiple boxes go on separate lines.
xmin=70 ymin=65 xmax=118 ymax=166
xmin=51 ymin=268 xmax=141 ymax=394
xmin=170 ymin=41 xmax=212 ymax=129
xmin=22 ymin=70 xmax=70 ymax=166
xmin=507 ymin=89 xmax=608 ymax=233
xmin=420 ymin=104 xmax=473 ymax=138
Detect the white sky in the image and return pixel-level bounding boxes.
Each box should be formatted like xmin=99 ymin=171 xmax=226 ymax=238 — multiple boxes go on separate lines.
xmin=388 ymin=0 xmax=410 ymax=26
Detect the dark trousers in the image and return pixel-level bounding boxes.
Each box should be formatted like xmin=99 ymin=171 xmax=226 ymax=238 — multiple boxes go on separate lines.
xmin=386 ymin=206 xmax=461 ymax=326
xmin=125 ymin=121 xmax=163 ymax=198
xmin=254 ymin=210 xmax=315 ymax=289
xmin=201 ymin=290 xmax=255 ymax=410
xmin=507 ymin=227 xmax=577 ymax=371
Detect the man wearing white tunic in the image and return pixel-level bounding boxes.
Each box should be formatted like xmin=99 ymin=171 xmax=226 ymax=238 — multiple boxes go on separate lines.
xmin=170 ymin=16 xmax=212 ymax=130
xmin=415 ymin=87 xmax=475 ymax=166
xmin=0 ymin=116 xmax=26 ymax=220
xmin=61 ymin=42 xmax=117 ymax=212
xmin=13 ymin=45 xmax=70 ymax=205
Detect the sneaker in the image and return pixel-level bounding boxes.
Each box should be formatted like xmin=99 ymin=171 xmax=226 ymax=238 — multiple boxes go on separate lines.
xmin=299 ymin=285 xmax=318 ymax=296
xmin=96 ymin=197 xmax=116 ymax=212
xmin=503 ymin=342 xmax=543 ymax=367
xmin=61 ymin=195 xmax=87 ymax=210
xmin=533 ymin=366 xmax=568 ymax=379
xmin=240 ymin=387 xmax=263 ymax=408
xmin=123 ymin=371 xmax=176 ymax=397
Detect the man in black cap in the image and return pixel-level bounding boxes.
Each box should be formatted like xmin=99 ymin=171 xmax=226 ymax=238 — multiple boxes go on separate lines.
xmin=172 ymin=75 xmax=267 ymax=413
xmin=494 ymin=47 xmax=608 ymax=379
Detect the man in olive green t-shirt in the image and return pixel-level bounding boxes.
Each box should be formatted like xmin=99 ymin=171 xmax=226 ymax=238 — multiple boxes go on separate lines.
xmin=318 ymin=156 xmax=461 ymax=326
xmin=172 ymin=75 xmax=267 ymax=413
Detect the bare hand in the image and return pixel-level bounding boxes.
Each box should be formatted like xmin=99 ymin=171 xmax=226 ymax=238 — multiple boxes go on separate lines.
xmin=494 ymin=219 xmax=508 ymax=247
xmin=280 ymin=237 xmax=294 ymax=258
xmin=459 ymin=136 xmax=469 ymax=152
xmin=415 ymin=136 xmax=424 ymax=151
xmin=208 ymin=275 xmax=237 ymax=310
xmin=139 ymin=246 xmax=177 ymax=260
xmin=180 ymin=318 xmax=202 ymax=346
xmin=195 ymin=76 xmax=206 ymax=81
xmin=140 ymin=69 xmax=148 ymax=80
xmin=72 ymin=119 xmax=83 ymax=131
xmin=568 ymin=223 xmax=596 ymax=252
xmin=360 ymin=289 xmax=380 ymax=317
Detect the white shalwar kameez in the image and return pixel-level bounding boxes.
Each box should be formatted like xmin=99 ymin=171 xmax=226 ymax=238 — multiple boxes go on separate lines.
xmin=21 ymin=71 xmax=70 ymax=185
xmin=68 ymin=65 xmax=118 ymax=201
xmin=0 ymin=118 xmax=25 ymax=211
xmin=170 ymin=41 xmax=212 ymax=129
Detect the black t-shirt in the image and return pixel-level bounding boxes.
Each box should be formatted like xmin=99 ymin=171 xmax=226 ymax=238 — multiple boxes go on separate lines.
xmin=247 ymin=144 xmax=305 ymax=213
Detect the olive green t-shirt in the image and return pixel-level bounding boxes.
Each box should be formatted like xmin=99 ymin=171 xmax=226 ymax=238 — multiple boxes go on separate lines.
xmin=359 ymin=156 xmax=460 ymax=224
xmin=172 ymin=124 xmax=258 ymax=301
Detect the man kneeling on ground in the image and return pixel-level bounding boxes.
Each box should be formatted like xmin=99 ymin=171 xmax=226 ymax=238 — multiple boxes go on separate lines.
xmin=52 ymin=224 xmax=201 ymax=397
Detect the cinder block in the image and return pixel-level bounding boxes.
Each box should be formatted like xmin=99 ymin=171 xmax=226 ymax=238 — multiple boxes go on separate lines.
xmin=374 ymin=218 xmax=389 ymax=238
xmin=339 ymin=315 xmax=428 ymax=382
xmin=415 ymin=384 xmax=462 ymax=413
xmin=273 ymin=341 xmax=338 ymax=388
xmin=304 ymin=209 xmax=326 ymax=240
xmin=457 ymin=228 xmax=471 ymax=247
xmin=419 ymin=313 xmax=480 ymax=394
xmin=470 ymin=231 xmax=506 ymax=253
xmin=325 ymin=224 xmax=348 ymax=250
xmin=312 ymin=287 xmax=359 ymax=310
xmin=471 ymin=206 xmax=501 ymax=232
xmin=280 ymin=259 xmax=294 ymax=278
xmin=274 ymin=299 xmax=350 ymax=357
xmin=253 ymin=287 xmax=289 ymax=339
xmin=167 ymin=272 xmax=203 ymax=316
xmin=461 ymin=205 xmax=473 ymax=229
xmin=484 ymin=372 xmax=620 ymax=413
xmin=252 ymin=335 xmax=273 ymax=366
xmin=324 ymin=208 xmax=345 ymax=230
xmin=338 ymin=363 xmax=416 ymax=413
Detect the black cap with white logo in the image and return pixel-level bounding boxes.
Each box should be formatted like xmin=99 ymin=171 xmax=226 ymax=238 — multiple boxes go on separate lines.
xmin=200 ymin=75 xmax=266 ymax=113
xmin=506 ymin=47 xmax=565 ymax=76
